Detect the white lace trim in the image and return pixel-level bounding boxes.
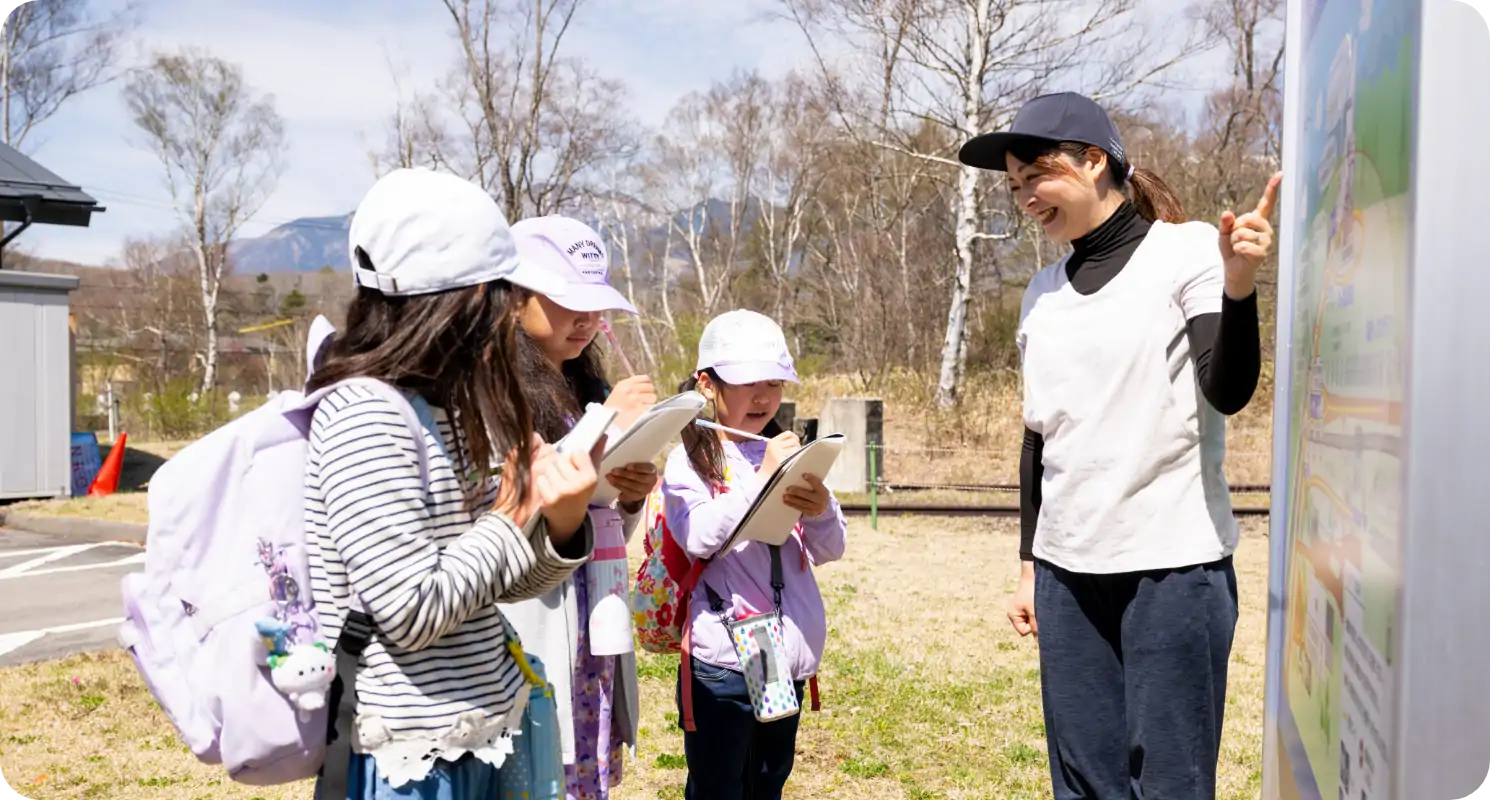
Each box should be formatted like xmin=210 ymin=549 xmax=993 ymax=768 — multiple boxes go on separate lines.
xmin=351 ymin=690 xmax=531 ymax=788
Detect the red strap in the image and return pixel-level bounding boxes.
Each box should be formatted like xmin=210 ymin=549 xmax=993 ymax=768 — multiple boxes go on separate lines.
xmin=809 ymin=675 xmax=821 ymax=712
xmin=680 ymin=591 xmax=698 ymax=733
xmin=678 ymin=560 xmax=708 ymax=734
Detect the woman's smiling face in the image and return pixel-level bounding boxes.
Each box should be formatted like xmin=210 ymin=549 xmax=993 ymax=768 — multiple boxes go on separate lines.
xmin=1005 ymin=146 xmax=1113 ymax=243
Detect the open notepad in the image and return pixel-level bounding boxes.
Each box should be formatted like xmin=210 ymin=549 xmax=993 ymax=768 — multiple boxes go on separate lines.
xmin=717 ymin=433 xmax=845 ymax=551
xmin=590 ymin=391 xmax=708 ymax=505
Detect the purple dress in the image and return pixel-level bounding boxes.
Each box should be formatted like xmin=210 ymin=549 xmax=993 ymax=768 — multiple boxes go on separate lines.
xmin=565 ymin=563 xmax=626 ymax=799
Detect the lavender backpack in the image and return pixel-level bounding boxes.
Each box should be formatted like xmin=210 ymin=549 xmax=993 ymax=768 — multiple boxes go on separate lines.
xmin=117 ymin=372 xmax=431 ymax=786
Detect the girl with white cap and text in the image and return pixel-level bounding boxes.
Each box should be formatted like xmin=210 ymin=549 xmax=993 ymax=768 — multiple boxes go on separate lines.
xmin=499 ymin=215 xmax=657 ymax=800
xmin=662 ymin=309 xmax=848 ymax=800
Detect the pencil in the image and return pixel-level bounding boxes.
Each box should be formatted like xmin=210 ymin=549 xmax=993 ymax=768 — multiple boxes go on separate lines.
xmin=694 ymin=418 xmax=770 ymax=442
xmin=600 ymin=319 xmax=635 ymax=377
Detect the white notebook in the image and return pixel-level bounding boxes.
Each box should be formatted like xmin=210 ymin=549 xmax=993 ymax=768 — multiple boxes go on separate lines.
xmin=521 ymin=402 xmax=618 ymax=534
xmin=590 ymin=391 xmax=708 ymax=505
xmin=718 ymin=434 xmax=845 ymax=551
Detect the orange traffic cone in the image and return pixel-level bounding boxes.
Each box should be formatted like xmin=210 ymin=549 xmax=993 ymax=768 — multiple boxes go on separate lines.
xmin=88 ymin=431 xmax=127 ymax=497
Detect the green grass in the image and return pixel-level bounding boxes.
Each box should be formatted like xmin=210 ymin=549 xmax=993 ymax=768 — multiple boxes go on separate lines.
xmin=0 ymin=518 xmax=1271 ymax=799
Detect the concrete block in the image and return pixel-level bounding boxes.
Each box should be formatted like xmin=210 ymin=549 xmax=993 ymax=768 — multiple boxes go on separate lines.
xmin=817 ymin=398 xmax=884 ymax=494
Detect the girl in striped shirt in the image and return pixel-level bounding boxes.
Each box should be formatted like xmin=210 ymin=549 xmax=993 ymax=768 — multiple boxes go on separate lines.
xmin=305 ymin=169 xmax=600 ymax=799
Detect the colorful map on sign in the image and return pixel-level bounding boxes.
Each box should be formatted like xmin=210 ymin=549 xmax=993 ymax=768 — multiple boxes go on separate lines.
xmin=1266 ymin=0 xmax=1418 ymax=798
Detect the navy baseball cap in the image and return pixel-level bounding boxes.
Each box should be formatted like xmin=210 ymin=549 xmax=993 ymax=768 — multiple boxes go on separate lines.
xmin=958 ymin=92 xmax=1129 ymax=177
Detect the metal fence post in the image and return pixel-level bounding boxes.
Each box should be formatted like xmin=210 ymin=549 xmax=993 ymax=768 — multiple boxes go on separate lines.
xmin=869 ymin=444 xmax=879 ymax=531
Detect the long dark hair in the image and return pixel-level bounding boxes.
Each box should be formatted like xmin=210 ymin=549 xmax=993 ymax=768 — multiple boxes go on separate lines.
xmin=308 ymin=263 xmax=533 ymax=511
xmin=517 ymin=328 xmax=611 ymax=444
xmin=678 ymin=369 xmax=784 ymax=488
xmin=1008 ymin=140 xmax=1187 ymax=224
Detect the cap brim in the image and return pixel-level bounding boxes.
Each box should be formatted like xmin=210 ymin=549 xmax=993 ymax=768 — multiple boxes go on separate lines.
xmin=957 ymin=132 xmax=1058 ymax=171
xmin=713 ymin=362 xmax=800 ymax=385
xmin=550 ymin=284 xmax=638 ymax=315
xmin=504 ymin=259 xmax=569 ymax=298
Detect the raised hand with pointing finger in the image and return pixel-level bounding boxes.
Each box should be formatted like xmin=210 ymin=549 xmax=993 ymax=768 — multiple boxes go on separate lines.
xmin=1219 ymin=171 xmax=1283 ymax=300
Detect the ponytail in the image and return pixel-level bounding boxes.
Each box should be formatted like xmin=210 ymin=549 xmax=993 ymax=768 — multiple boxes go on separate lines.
xmin=1124 ymin=166 xmax=1187 ymax=224
xmin=679 ymin=369 xmax=785 ymax=489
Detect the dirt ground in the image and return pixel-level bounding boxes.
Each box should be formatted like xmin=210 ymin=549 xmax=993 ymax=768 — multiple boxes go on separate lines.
xmin=0 ymin=516 xmax=1270 ymax=800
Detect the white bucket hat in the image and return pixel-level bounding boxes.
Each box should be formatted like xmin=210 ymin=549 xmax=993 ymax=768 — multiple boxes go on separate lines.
xmin=696 ymin=309 xmax=799 ymax=385
xmin=347 ymin=168 xmax=565 ymax=298
xmin=510 ymin=215 xmax=637 ymax=314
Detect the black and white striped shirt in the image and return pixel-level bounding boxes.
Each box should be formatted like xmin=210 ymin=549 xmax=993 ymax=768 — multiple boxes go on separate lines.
xmin=304 ymin=384 xmax=591 ymax=784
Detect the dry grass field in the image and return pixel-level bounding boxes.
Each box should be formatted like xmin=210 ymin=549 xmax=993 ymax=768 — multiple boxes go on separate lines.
xmin=0 ymin=517 xmax=1272 ymax=800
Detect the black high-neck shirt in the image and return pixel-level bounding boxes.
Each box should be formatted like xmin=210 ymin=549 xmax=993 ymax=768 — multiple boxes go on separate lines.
xmin=1066 ymin=200 xmax=1150 ymax=292
xmin=1019 ymin=202 xmax=1261 ymax=560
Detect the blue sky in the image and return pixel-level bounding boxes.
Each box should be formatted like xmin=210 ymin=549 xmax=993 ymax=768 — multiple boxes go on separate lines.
xmin=15 ymin=0 xmax=1224 ymax=267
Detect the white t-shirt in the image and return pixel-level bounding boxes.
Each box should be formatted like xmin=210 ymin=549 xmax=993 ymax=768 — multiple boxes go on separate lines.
xmin=1016 ymin=220 xmax=1238 ymax=575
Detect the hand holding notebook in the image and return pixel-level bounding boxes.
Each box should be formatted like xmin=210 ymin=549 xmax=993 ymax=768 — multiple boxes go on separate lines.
xmin=521 ymin=403 xmax=618 ymax=535
xmin=719 ymin=433 xmax=845 ymax=550
xmin=591 ymin=391 xmax=708 ymax=505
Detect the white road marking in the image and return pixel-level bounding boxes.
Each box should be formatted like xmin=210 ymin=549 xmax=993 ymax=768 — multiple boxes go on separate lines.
xmin=0 ymin=631 xmax=43 ymax=658
xmin=0 ymin=545 xmax=93 ymax=561
xmin=0 ymin=544 xmax=98 ymax=578
xmin=0 ymin=618 xmax=125 ymax=658
xmin=0 ymin=552 xmax=146 ymax=581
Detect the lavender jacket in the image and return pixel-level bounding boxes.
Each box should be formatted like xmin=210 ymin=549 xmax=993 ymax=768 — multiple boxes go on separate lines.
xmin=661 ymin=440 xmax=848 ymax=680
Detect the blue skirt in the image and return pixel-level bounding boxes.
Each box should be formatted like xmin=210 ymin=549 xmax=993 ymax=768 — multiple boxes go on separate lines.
xmin=316 ymin=753 xmax=497 ymax=800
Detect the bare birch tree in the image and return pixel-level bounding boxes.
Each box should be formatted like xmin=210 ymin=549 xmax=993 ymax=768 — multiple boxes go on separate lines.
xmin=125 ymin=48 xmax=286 ymax=395
xmin=785 ymin=1 xmax=946 ymax=369
xmin=754 ymin=72 xmax=829 ymax=324
xmin=0 ymin=0 xmax=137 ymax=150
xmin=653 ymin=92 xmax=731 ymax=316
xmin=786 ymin=0 xmax=1206 ymax=405
xmin=380 ymin=0 xmax=635 ymax=220
xmin=1200 ymin=0 xmax=1285 ymax=162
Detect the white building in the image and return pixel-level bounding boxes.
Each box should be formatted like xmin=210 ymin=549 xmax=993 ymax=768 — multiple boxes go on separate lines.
xmin=0 ymin=142 xmax=104 ymax=499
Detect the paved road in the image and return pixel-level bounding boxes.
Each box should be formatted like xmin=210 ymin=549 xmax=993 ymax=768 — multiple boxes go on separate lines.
xmin=0 ymin=527 xmax=144 ymax=667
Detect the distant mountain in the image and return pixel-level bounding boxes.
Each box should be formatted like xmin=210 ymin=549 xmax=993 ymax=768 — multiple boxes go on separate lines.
xmin=230 ymin=214 xmax=352 ymax=275
xmin=227 ymin=196 xmax=763 ymax=277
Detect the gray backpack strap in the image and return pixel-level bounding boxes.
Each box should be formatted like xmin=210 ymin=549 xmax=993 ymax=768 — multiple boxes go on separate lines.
xmin=320 ymin=610 xmax=372 ymax=799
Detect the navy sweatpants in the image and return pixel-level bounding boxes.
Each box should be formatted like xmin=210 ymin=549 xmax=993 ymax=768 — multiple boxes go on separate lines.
xmin=675 ymin=657 xmax=806 ymax=800
xmin=1035 ymin=556 xmax=1239 ymax=800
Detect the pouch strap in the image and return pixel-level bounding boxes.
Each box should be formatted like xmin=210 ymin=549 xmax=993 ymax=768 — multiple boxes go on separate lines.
xmin=768 ymin=545 xmax=784 ymax=610
xmin=701 ymin=544 xmax=784 ymax=614
xmin=320 ymin=610 xmax=373 ymax=800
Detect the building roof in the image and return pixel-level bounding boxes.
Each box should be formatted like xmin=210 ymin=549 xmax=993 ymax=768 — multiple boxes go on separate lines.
xmin=0 ymin=269 xmax=81 ymax=292
xmin=0 ymin=142 xmax=102 ymax=228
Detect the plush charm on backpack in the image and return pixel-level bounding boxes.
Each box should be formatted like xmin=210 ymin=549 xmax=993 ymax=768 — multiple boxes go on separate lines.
xmin=267 ymin=643 xmax=336 ymax=722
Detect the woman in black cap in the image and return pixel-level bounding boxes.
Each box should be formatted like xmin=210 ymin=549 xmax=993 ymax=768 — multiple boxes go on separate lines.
xmin=958 ymin=92 xmax=1280 ymax=799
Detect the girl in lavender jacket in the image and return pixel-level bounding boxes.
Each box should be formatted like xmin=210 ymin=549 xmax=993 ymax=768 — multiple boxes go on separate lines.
xmin=661 ymin=309 xmax=848 ymax=800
